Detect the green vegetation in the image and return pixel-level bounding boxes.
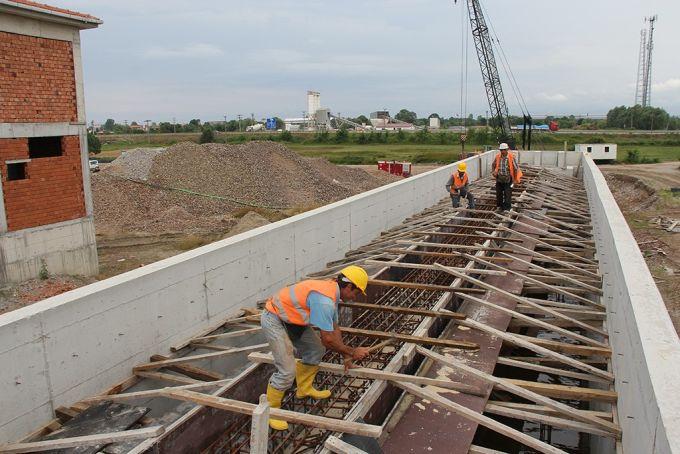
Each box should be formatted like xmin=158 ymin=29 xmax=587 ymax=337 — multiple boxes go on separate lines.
xmin=624 ymin=149 xmax=660 ymax=164
xmin=91 ymin=130 xmax=680 ymax=164
xmin=87 ymin=131 xmax=101 ymax=154
xmin=199 ymin=125 xmax=216 ymax=144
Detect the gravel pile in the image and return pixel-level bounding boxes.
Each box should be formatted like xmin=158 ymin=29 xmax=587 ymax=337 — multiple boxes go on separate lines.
xmin=148 ymin=141 xmax=400 ymax=208
xmin=105 ymin=147 xmax=165 ymax=181
xmin=92 ymin=141 xmax=401 ymax=234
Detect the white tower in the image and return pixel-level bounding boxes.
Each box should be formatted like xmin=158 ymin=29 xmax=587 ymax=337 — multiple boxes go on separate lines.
xmin=307 ymin=91 xmax=321 ymax=118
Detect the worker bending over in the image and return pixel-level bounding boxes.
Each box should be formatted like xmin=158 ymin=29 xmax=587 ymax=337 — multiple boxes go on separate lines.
xmin=492 ymin=143 xmax=522 ymax=211
xmin=445 ymin=162 xmax=475 ymax=209
xmin=261 ymin=265 xmax=371 ymax=431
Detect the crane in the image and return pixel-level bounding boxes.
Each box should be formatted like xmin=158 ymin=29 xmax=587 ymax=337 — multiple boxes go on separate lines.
xmin=456 ymin=0 xmax=532 ymax=149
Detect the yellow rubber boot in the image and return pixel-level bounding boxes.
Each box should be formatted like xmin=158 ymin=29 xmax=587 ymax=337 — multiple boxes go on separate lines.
xmin=266 ymin=385 xmax=288 ymax=431
xmin=295 ymin=362 xmax=331 ymax=399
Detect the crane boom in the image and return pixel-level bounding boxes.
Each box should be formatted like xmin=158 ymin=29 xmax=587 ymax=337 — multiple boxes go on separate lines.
xmin=458 ymin=0 xmax=519 ymax=147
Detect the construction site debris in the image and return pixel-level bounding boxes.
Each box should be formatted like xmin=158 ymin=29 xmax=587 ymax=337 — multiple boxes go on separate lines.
xmin=105 ymin=147 xmax=164 ymax=181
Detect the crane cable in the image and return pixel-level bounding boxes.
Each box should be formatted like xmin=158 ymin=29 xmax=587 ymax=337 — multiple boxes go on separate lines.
xmin=478 ymin=1 xmax=529 ymax=116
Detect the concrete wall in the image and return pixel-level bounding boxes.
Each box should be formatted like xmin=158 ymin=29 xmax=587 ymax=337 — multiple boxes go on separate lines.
xmin=0 ymin=152 xmax=497 ymax=442
xmin=0 ymin=217 xmax=98 ymax=283
xmin=583 ymin=155 xmax=680 ymax=453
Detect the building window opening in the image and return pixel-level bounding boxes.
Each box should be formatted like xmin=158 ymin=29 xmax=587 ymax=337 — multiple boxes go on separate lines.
xmin=7 ymin=162 xmax=27 ymax=181
xmin=28 ymin=136 xmax=63 ymax=158
xmin=605 ymin=146 xmax=610 ymax=152
xmin=587 ymin=146 xmax=592 ymax=153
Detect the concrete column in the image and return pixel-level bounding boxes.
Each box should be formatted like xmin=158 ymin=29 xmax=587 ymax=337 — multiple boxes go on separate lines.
xmin=0 ymin=178 xmax=7 ymax=233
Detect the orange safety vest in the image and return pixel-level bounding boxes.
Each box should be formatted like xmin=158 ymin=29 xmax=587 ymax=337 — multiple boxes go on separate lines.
xmin=494 ymin=152 xmax=523 ymax=184
xmin=451 ymin=172 xmax=468 ymax=192
xmin=265 ymin=280 xmax=340 ymax=326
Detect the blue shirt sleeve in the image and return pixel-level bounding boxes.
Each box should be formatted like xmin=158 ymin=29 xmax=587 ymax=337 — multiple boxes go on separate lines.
xmin=307 ymin=291 xmax=338 ymax=332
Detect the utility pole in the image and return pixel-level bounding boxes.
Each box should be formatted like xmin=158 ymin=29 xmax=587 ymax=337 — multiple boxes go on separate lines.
xmin=224 ymin=115 xmax=227 ymax=133
xmin=237 ymin=114 xmax=243 ymax=132
xmin=172 ymin=117 xmax=176 ymax=134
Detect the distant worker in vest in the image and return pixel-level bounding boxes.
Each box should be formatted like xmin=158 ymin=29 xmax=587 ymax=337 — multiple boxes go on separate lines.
xmin=445 ymin=162 xmax=475 ymax=209
xmin=492 ymin=143 xmax=523 ymax=211
xmin=261 ymin=265 xmax=372 ymax=431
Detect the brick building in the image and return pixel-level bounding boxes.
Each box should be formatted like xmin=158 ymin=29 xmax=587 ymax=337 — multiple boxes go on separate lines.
xmin=0 ymin=1 xmax=101 ymax=282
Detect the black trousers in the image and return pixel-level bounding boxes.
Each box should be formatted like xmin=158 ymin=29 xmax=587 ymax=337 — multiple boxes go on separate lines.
xmin=495 ymin=180 xmax=512 ymax=210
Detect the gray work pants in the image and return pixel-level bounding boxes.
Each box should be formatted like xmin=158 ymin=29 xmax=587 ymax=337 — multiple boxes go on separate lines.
xmin=261 ymin=310 xmax=326 ymax=391
xmin=451 ymin=188 xmax=475 ymax=209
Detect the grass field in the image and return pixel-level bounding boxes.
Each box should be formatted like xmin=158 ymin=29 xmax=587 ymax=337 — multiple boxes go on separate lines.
xmin=93 ymin=132 xmax=680 ymax=164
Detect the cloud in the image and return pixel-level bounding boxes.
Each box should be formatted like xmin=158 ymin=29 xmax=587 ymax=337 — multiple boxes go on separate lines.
xmin=653 ymin=78 xmax=680 ymax=92
xmin=143 ymin=43 xmax=223 ymax=59
xmin=538 ymin=93 xmax=568 ymax=102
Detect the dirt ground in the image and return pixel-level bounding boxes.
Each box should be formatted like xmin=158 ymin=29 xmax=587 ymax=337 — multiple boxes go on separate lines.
xmin=601 ymin=162 xmax=680 ymax=333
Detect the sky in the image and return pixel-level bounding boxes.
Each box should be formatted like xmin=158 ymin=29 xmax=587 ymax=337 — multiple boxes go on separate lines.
xmin=54 ymin=0 xmax=680 ymax=123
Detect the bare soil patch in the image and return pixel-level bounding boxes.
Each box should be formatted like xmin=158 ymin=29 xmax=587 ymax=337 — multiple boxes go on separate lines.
xmin=603 ymin=163 xmax=680 ymax=333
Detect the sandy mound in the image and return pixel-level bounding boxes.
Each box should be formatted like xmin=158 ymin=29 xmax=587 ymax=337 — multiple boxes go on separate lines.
xmin=225 ymin=211 xmax=271 ymax=238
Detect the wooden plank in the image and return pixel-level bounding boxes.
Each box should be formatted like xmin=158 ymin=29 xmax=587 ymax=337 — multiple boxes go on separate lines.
xmin=338 ymin=301 xmax=466 ymax=320
xmin=384 ymin=248 xmax=512 ymax=263
xmin=469 ymin=445 xmax=509 ymax=454
xmin=394 ymin=382 xmax=567 ymax=454
xmin=456 ymin=293 xmax=607 ymax=348
xmin=0 ymin=427 xmax=165 ymax=453
xmin=411 ymin=231 xmax=524 ymax=243
xmin=134 ymin=371 xmax=202 ymax=386
xmin=171 ymin=312 xmax=242 ymax=351
xmin=501 ymin=241 xmax=600 ymax=279
xmin=463 ymin=251 xmax=604 ymax=308
xmin=368 ymin=279 xmax=485 ymax=294
xmin=435 ymin=263 xmax=608 ymax=337
xmin=514 ymin=334 xmax=611 ymax=357
xmin=507 ymin=379 xmax=618 ymax=403
xmin=134 ymin=344 xmax=270 ymax=372
xmin=162 ymin=389 xmax=382 ymax=438
xmin=17 ymin=420 xmax=62 ymax=443
xmin=363 ymin=259 xmax=507 ymax=276
xmin=249 ymin=394 xmax=270 ymax=454
xmin=495 ymin=357 xmax=609 ymax=384
xmin=396 ymin=240 xmax=512 ymax=253
xmin=340 ymin=326 xmax=478 ymax=350
xmin=325 ymin=436 xmax=370 ymax=454
xmin=483 ymin=404 xmax=615 ymax=437
xmin=500 ymin=356 xmax=608 ymax=366
xmin=149 ymin=354 xmax=225 ymax=381
xmin=248 ymin=352 xmax=483 ymax=396
xmin=487 ymin=401 xmax=613 ymax=421
xmin=416 ymin=347 xmax=620 ymax=436
xmin=190 ymin=327 xmax=263 ymax=344
xmin=459 ymin=318 xmax=614 ymax=382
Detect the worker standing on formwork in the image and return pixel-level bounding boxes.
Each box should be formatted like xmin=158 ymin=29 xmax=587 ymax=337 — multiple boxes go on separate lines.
xmin=492 ymin=143 xmax=522 ymax=211
xmin=445 ymin=162 xmax=475 ymax=209
xmin=261 ymin=266 xmax=372 ymax=431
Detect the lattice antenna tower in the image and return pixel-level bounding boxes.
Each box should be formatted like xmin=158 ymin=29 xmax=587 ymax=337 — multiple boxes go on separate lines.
xmin=634 ymin=28 xmax=647 ymax=106
xmin=636 ymin=15 xmax=657 ymax=107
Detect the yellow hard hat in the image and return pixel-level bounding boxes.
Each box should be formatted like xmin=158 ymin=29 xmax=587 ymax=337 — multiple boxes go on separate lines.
xmin=340 ymin=265 xmax=368 ymax=295
xmin=457 ymin=162 xmax=467 ymax=172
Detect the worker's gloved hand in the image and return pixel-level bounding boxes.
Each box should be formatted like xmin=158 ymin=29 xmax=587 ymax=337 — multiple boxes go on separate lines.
xmin=510 ymin=183 xmax=514 ymax=189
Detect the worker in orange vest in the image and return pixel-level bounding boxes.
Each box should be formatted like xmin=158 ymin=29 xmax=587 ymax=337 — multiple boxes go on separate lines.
xmin=445 ymin=162 xmax=475 ymax=209
xmin=491 ymin=143 xmax=523 ymax=211
xmin=261 ymin=265 xmax=371 ymax=431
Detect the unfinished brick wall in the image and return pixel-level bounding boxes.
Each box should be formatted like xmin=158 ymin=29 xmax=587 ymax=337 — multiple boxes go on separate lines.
xmin=0 ymin=31 xmax=78 ymax=123
xmin=0 ymin=136 xmax=85 ymax=231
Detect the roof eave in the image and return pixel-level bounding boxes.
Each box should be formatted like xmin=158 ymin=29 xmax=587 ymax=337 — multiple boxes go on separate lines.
xmin=0 ymin=1 xmax=102 ymax=29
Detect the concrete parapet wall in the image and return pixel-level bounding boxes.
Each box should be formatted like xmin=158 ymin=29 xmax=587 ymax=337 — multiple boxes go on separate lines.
xmin=583 ymin=155 xmax=680 ymax=453
xmin=0 ymin=217 xmax=98 ymax=283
